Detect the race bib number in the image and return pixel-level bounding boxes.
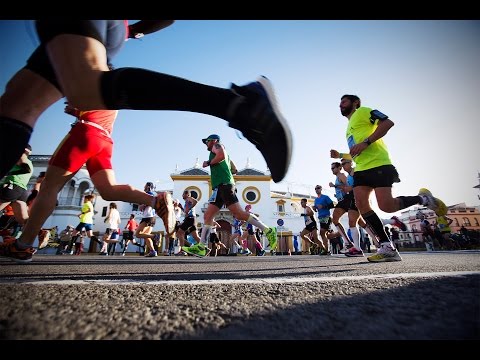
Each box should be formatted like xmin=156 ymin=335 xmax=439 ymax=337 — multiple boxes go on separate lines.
xmin=318 ymin=216 xmax=330 ymax=224
xmin=208 ymin=188 xmax=218 ymax=203
xmin=347 ymin=135 xmax=356 ymax=149
xmin=305 ymin=216 xmax=314 ymax=226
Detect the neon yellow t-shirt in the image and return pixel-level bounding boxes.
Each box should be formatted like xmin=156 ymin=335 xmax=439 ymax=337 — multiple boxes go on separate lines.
xmin=437 ymin=216 xmax=451 ymax=233
xmin=80 ymin=201 xmax=94 ymax=224
xmin=346 ymin=107 xmax=392 ymax=171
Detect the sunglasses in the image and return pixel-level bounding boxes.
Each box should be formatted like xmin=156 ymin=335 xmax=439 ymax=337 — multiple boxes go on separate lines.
xmin=315 ymin=187 xmax=322 ymax=190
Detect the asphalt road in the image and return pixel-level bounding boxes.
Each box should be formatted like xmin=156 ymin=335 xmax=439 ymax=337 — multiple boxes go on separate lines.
xmin=0 ymin=250 xmax=479 ymax=340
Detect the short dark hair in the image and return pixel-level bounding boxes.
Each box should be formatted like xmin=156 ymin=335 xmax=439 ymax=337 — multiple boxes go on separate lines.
xmin=341 ymin=94 xmax=361 ymax=109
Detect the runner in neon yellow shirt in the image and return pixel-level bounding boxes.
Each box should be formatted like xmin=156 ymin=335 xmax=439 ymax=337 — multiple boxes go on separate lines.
xmin=330 ymin=94 xmax=447 ymax=263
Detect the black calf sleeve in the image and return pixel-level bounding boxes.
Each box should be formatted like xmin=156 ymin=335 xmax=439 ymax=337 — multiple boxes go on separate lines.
xmin=100 ymin=68 xmax=234 ymax=118
xmin=91 ymin=235 xmax=101 ymax=244
xmin=397 ymin=196 xmax=422 ymax=210
xmin=0 ymin=117 xmax=32 ymax=179
xmin=362 ymin=210 xmax=390 ymax=243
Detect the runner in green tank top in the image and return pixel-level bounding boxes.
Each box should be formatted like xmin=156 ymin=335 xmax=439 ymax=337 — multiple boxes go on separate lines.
xmin=0 ymin=145 xmax=34 ymax=228
xmin=209 ymin=145 xmax=234 ymax=189
xmin=181 ymin=134 xmax=279 ymax=258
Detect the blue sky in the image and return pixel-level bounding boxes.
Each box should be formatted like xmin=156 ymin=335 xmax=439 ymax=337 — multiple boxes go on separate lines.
xmin=1 ymin=20 xmax=479 ymax=217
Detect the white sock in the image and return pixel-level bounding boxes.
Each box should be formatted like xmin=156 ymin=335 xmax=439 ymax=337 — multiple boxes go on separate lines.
xmin=349 ymin=227 xmax=361 ymax=250
xmin=381 ymin=241 xmax=395 ymax=249
xmin=247 ymin=214 xmax=268 ymax=232
xmin=200 ymin=225 xmax=211 ymax=245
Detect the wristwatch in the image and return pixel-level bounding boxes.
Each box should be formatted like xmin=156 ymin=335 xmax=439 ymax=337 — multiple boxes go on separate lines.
xmin=363 ymin=138 xmax=372 ymax=146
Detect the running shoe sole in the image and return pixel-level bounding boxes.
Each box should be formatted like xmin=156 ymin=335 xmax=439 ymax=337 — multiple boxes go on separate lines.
xmin=367 ymin=253 xmax=402 ymax=262
xmin=345 ymin=252 xmax=365 ymax=257
xmin=266 ymin=227 xmax=278 ymax=250
xmin=256 ymin=76 xmax=292 ymax=183
xmin=418 ymin=188 xmax=447 ymax=217
xmin=181 ymin=246 xmax=208 ymax=258
xmin=229 ymin=76 xmax=292 ymax=183
xmin=154 ymin=192 xmax=176 ymax=236
xmin=37 ymin=229 xmax=50 ymax=250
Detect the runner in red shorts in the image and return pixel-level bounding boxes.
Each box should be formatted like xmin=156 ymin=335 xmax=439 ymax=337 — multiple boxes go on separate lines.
xmin=0 ymin=105 xmax=175 ymax=263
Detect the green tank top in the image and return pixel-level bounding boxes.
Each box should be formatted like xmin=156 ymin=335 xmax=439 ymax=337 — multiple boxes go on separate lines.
xmin=0 ymin=158 xmax=33 ymax=190
xmin=210 ymin=146 xmax=234 ymax=189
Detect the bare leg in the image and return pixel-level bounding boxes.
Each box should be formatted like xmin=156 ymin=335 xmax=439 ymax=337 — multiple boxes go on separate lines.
xmin=18 ymin=166 xmax=74 ymax=246
xmin=0 ymin=69 xmax=62 ymax=127
xmin=45 ymin=35 xmax=108 ymax=110
xmin=10 ymin=201 xmax=29 ymax=225
xmin=332 ymin=207 xmax=352 ymax=246
xmin=311 ymin=229 xmax=325 ymax=251
xmin=375 ymin=187 xmax=401 ymax=213
xmin=319 ymin=228 xmax=329 ymax=252
xmin=300 ymin=228 xmax=314 ymax=252
xmin=135 ymin=223 xmax=154 ymax=253
xmin=176 ymin=228 xmax=186 ymax=247
xmin=91 ymin=169 xmax=154 ymax=204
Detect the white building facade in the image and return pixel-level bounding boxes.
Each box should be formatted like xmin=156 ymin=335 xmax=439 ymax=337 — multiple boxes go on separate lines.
xmin=29 ymin=156 xmax=317 ymax=254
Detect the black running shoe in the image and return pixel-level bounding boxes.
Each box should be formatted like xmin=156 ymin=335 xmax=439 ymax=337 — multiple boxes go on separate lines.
xmin=228 ymin=76 xmax=292 ymax=183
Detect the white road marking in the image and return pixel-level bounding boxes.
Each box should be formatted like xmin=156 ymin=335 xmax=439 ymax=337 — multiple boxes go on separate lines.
xmin=2 ymin=271 xmax=478 ymax=285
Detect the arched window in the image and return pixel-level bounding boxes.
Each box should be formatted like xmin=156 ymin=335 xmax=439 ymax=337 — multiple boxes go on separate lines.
xmin=64 ymin=179 xmax=76 ymax=205
xmin=184 ymin=186 xmax=202 ymax=202
xmin=242 ymin=186 xmax=261 ymax=205
xmin=190 ymin=190 xmax=199 ymax=200
xmin=474 ymin=218 xmax=479 ymax=226
xmin=75 ymin=182 xmax=91 ymax=206
xmin=463 ymin=217 xmax=471 ymax=226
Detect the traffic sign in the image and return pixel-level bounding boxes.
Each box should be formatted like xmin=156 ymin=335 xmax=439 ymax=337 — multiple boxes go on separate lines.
xmin=277 ymin=219 xmax=284 ymax=226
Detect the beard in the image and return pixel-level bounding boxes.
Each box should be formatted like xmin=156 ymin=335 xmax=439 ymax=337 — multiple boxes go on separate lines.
xmin=340 ymin=103 xmax=354 ymax=116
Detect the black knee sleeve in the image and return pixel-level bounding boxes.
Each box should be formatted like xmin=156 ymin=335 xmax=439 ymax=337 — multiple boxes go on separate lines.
xmin=0 ymin=117 xmax=32 ymax=179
